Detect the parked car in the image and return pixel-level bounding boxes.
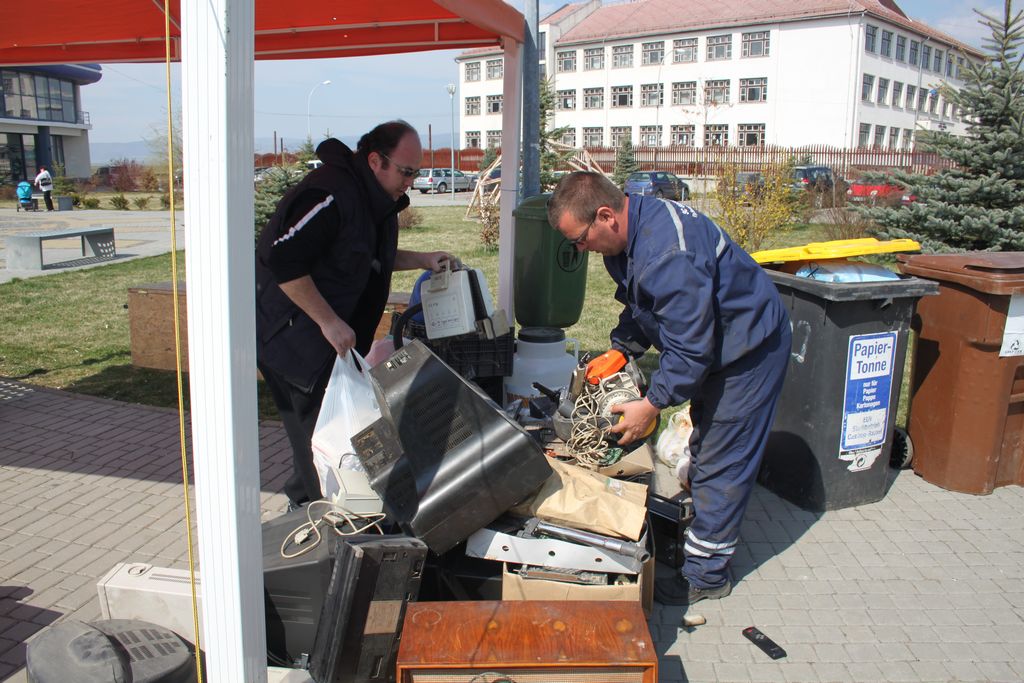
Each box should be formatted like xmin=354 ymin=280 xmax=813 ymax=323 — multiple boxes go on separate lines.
xmin=846 ymin=180 xmax=905 ymax=205
xmin=791 ymin=165 xmax=836 ymax=192
xmin=412 ymin=168 xmax=476 ymax=193
xmin=624 ymin=171 xmax=690 ymax=200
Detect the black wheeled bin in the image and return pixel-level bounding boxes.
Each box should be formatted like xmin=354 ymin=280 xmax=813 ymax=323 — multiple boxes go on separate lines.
xmin=759 ymin=269 xmax=938 ymax=510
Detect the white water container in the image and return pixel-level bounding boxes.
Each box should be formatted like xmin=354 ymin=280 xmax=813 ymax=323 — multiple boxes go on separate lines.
xmin=504 ymin=327 xmax=580 ymax=402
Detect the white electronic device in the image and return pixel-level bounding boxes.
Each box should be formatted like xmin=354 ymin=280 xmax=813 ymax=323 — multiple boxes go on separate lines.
xmin=96 ymin=562 xmax=204 ymax=644
xmin=421 ymin=261 xmax=495 ymax=339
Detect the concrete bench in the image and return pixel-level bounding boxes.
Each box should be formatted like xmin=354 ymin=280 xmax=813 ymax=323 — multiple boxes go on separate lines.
xmin=6 ymin=226 xmax=116 ymax=270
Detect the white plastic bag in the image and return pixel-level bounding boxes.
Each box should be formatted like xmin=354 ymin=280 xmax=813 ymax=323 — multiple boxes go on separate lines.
xmin=311 ymin=351 xmax=383 ymax=512
xmin=655 ymin=410 xmax=693 ymax=484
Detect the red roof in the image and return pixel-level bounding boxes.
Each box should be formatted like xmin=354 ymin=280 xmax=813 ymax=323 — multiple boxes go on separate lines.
xmin=557 ymin=0 xmax=980 ymax=56
xmin=542 ymin=3 xmax=587 ymax=24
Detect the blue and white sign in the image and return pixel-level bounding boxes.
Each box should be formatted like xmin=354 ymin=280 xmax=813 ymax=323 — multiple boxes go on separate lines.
xmin=839 ymin=332 xmax=897 ymax=472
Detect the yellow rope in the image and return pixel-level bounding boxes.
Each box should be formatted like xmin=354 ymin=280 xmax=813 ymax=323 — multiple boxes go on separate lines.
xmin=161 ymin=4 xmax=204 ymax=681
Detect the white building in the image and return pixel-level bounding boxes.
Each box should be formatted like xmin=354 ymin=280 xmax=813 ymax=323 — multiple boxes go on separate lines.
xmin=456 ymin=0 xmax=982 ymax=151
xmin=0 ymin=64 xmax=99 ymax=185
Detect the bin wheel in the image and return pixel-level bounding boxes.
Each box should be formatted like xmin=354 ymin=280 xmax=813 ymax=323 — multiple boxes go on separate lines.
xmin=890 ymin=426 xmax=914 ymax=469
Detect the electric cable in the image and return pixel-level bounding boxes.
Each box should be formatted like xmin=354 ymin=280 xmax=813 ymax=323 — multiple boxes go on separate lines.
xmin=280 ymin=499 xmax=387 ymax=560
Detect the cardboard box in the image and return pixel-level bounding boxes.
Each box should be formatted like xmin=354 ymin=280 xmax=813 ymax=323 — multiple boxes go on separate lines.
xmin=598 ymin=442 xmax=655 ymax=478
xmin=501 ymin=554 xmax=654 ymax=616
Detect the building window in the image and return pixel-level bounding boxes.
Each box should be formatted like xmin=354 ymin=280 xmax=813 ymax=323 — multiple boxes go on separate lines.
xmin=929 ymin=91 xmax=939 ymax=114
xmin=672 ymin=81 xmax=697 ymax=106
xmin=486 ymin=95 xmax=502 ymax=114
xmin=641 ymin=83 xmax=664 ymax=107
xmin=946 ymin=54 xmax=954 ymax=77
xmin=465 ymin=131 xmax=481 ymax=148
xmin=873 ymin=125 xmax=886 ymax=148
xmin=465 ymin=62 xmax=480 ymax=82
xmin=918 ymin=89 xmax=927 ymax=112
xmin=888 ymin=127 xmax=899 ymax=149
xmin=858 ymin=123 xmax=871 ymax=147
xmin=707 ymin=34 xmax=732 ymax=61
xmin=704 ymin=79 xmax=730 ymax=105
xmin=704 ymin=124 xmax=729 ymax=146
xmin=896 ymin=35 xmax=907 ymax=61
xmin=538 ymin=32 xmax=546 ymax=55
xmin=486 ymin=59 xmax=503 ymax=79
xmin=892 ymin=82 xmax=903 ymax=108
xmin=905 ymin=85 xmax=916 ymax=109
xmin=670 ymin=124 xmax=695 ymax=146
xmin=739 ymin=77 xmax=767 ymax=102
xmin=921 ymin=44 xmax=932 ymax=71
xmin=738 ymin=123 xmax=765 ymax=146
xmin=610 ymin=126 xmax=631 ymax=147
xmin=673 ymin=38 xmax=698 ymax=63
xmin=933 ymin=49 xmax=943 ymax=72
xmin=584 ymin=47 xmax=605 ymax=70
xmin=561 ymin=129 xmax=576 ymax=147
xmin=556 ymin=89 xmax=576 ymax=110
xmin=880 ymin=30 xmax=893 ymax=57
xmin=862 ymin=74 xmax=875 ymax=101
xmin=2 ymin=70 xmax=78 ymax=124
xmin=583 ymin=127 xmax=603 ymax=147
xmin=956 ymin=57 xmax=964 ymax=79
xmin=865 ymin=25 xmax=878 ymax=52
xmin=486 ymin=130 xmax=501 ymax=148
xmin=612 ymin=45 xmax=633 ymax=68
xmin=903 ymin=129 xmax=914 ymax=150
xmin=742 ymin=31 xmax=770 ymax=58
xmin=909 ymin=40 xmax=919 ymax=65
xmin=556 ymin=50 xmax=577 ymax=73
xmin=639 ymin=125 xmax=661 ymax=146
xmin=877 ymin=78 xmax=889 ymax=105
xmin=583 ymin=87 xmax=604 ymax=109
xmin=465 ymin=96 xmax=480 ymax=116
xmin=642 ymin=41 xmax=664 ymax=65
xmin=540 ymin=63 xmax=547 ymax=80
xmin=611 ymin=85 xmax=633 ymax=107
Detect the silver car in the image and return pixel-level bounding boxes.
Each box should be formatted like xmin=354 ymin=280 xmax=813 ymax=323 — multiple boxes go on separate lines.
xmin=412 ymin=168 xmax=476 ymax=194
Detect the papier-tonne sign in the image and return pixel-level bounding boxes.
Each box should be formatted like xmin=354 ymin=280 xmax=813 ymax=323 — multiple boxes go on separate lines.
xmin=999 ymin=293 xmax=1024 ymax=357
xmin=839 ymin=332 xmax=897 ymax=472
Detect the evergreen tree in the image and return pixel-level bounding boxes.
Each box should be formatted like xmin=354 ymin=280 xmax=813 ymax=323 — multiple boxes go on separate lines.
xmin=479 ymin=146 xmax=498 ymax=172
xmin=539 ymin=77 xmax=573 ymax=190
xmin=296 ymin=137 xmax=317 ymax=163
xmin=254 ymin=166 xmax=303 ymax=242
xmin=612 ymin=139 xmax=638 ymax=187
xmin=863 ymin=1 xmax=1024 ymax=252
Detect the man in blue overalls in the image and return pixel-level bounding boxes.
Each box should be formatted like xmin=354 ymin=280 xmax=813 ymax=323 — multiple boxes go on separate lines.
xmin=547 ymin=171 xmax=791 ymax=605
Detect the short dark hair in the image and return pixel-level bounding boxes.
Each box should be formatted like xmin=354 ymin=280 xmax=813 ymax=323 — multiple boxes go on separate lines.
xmin=547 ymin=171 xmax=625 ymax=228
xmin=356 ymin=120 xmax=417 ymax=160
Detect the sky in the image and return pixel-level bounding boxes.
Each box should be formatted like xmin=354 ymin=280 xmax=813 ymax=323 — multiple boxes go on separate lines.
xmin=81 ymin=0 xmax=998 ymax=151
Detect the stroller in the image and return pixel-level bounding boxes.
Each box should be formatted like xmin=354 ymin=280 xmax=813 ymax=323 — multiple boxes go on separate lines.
xmin=16 ymin=181 xmax=37 ymax=212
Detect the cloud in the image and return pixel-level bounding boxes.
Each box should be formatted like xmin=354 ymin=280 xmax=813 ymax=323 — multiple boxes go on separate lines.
xmin=925 ymin=3 xmax=1004 ymax=49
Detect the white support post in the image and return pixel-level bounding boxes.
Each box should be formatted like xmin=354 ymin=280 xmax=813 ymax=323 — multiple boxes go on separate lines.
xmin=181 ymin=0 xmax=265 ymax=680
xmin=498 ymin=38 xmax=523 ymax=322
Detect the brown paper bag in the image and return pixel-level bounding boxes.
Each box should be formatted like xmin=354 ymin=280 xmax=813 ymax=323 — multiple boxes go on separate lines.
xmin=510 ymin=457 xmax=648 ymax=540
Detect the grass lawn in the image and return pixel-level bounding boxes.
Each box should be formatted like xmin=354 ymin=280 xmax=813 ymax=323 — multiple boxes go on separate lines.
xmin=1 ymin=204 xmax=912 ymax=426
xmin=0 ymin=190 xmax=181 ymax=211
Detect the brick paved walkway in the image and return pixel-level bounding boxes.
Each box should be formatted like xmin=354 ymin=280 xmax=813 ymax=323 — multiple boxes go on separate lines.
xmin=1 ymin=378 xmax=1022 ymax=682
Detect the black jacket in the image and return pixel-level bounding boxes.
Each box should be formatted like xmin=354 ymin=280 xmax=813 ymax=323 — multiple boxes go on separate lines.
xmin=255 ymin=139 xmax=408 ymax=392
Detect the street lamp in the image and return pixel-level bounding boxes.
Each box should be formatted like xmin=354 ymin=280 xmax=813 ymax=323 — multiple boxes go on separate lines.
xmin=306 ymin=79 xmax=332 ymax=141
xmin=446 ymin=83 xmax=457 ymax=200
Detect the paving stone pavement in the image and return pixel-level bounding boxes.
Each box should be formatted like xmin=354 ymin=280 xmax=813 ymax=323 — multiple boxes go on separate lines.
xmin=1 ymin=378 xmax=1023 ymax=682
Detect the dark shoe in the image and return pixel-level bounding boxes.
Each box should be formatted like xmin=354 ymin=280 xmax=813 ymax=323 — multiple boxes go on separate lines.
xmin=654 ymin=574 xmax=732 ymax=606
xmin=286 ymin=500 xmax=306 ymax=513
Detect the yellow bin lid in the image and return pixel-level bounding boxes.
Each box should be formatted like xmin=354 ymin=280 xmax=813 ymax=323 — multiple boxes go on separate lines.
xmin=751 ymin=238 xmax=921 ymax=264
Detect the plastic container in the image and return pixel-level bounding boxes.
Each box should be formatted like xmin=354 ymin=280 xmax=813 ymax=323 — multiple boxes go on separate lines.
xmin=512 ymin=194 xmax=588 ymax=328
xmin=504 ymin=326 xmax=580 ymax=401
xmin=898 ymin=253 xmax=1024 ymax=494
xmin=751 ymin=237 xmax=921 ymax=264
xmin=758 ymin=269 xmax=938 ymax=510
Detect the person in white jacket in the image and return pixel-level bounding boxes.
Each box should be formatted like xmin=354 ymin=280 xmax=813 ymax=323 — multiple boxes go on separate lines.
xmin=34 ymin=167 xmax=54 ymax=211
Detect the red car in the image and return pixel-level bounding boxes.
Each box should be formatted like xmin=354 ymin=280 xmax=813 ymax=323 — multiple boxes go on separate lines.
xmin=846 ymin=180 xmax=917 ymax=206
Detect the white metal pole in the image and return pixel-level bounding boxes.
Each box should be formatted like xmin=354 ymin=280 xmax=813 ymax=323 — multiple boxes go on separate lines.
xmin=447 ymin=83 xmax=456 ymax=201
xmin=306 ymin=79 xmax=331 ymax=142
xmin=498 ymin=38 xmax=523 ymax=321
xmin=181 ymin=0 xmax=265 ymax=678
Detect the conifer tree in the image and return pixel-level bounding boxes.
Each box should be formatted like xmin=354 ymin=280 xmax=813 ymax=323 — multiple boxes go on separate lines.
xmin=612 ymin=139 xmax=638 ymax=187
xmin=539 ymin=77 xmax=572 ymax=190
xmin=254 ymin=167 xmax=303 ymax=242
xmin=863 ymin=1 xmax=1024 ymax=251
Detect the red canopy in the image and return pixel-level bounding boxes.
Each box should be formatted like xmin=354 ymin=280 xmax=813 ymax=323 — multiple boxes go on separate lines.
xmin=0 ymin=0 xmax=523 ymax=65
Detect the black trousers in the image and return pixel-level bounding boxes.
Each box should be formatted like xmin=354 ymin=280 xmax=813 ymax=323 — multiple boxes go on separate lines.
xmin=42 ymin=190 xmax=53 ymax=211
xmin=258 ymin=360 xmax=333 ymax=505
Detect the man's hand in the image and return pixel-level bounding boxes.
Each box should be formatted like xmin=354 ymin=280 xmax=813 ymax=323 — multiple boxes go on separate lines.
xmin=320 ymin=317 xmax=357 ymax=357
xmin=609 ymin=397 xmax=660 ymax=445
xmin=421 ymin=251 xmax=458 ymax=272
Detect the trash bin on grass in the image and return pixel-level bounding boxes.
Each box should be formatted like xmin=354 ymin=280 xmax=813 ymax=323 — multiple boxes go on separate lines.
xmin=759 ymin=270 xmax=938 ymax=511
xmin=56 ymin=195 xmax=73 ymax=211
xmin=898 ymin=253 xmax=1024 ymax=495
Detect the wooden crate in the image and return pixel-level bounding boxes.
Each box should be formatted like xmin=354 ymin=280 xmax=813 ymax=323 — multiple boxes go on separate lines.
xmin=396 ymin=601 xmax=657 ymax=683
xmin=127 ymin=282 xmax=409 ymax=372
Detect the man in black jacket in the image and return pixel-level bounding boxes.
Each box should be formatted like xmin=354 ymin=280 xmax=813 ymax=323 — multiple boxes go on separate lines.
xmin=256 ymin=120 xmax=453 ymax=509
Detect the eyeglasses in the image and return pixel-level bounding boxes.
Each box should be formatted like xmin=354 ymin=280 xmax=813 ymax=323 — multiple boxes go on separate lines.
xmin=567 ymin=218 xmax=595 ymax=246
xmin=378 ymin=152 xmax=419 ymax=179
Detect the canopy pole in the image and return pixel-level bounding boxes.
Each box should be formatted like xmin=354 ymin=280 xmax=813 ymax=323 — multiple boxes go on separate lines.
xmin=498 ymin=37 xmax=523 ymax=322
xmin=181 ymin=0 xmax=265 ymax=679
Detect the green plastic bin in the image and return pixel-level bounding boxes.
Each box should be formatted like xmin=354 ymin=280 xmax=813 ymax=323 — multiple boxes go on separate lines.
xmin=512 ymin=194 xmax=588 ymax=328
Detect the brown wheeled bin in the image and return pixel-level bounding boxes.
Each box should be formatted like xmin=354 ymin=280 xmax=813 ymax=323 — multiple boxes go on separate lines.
xmin=897 ymin=253 xmax=1024 ymax=494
